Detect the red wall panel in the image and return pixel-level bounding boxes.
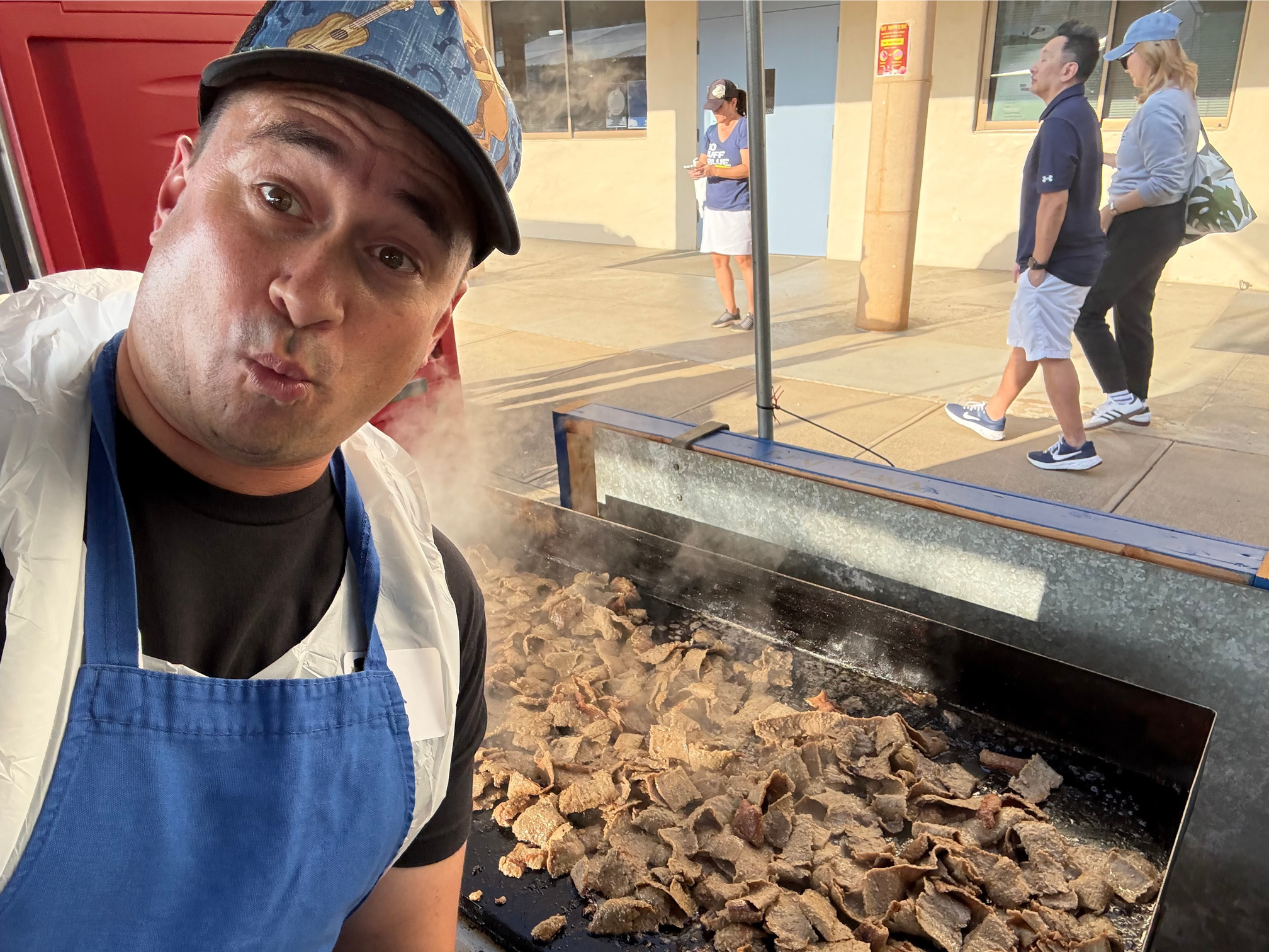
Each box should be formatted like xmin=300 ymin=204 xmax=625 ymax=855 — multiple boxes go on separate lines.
xmin=0 ymin=2 xmax=253 ymax=271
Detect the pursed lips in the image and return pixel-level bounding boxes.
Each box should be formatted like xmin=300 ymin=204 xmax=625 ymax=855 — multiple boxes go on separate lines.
xmin=245 ymin=351 xmax=315 ymax=405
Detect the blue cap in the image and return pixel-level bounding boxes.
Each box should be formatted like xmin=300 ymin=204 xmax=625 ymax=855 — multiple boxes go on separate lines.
xmin=1104 ymin=10 xmax=1182 ymax=61
xmin=200 ymin=1 xmax=521 ymax=261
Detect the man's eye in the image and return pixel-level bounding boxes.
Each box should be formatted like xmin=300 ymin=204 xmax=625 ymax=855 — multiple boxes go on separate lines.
xmin=260 ymin=184 xmax=302 ymax=216
xmin=375 ymin=246 xmax=418 ymax=274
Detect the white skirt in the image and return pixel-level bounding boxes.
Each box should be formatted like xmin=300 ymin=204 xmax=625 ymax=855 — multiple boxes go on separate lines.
xmin=700 ymin=207 xmax=752 ymax=256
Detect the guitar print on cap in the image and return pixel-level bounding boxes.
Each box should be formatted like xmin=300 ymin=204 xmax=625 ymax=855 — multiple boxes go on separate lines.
xmin=287 ymin=0 xmax=416 ymax=54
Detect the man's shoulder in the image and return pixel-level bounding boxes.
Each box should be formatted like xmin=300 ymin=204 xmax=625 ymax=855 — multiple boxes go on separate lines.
xmin=1039 ymin=99 xmax=1100 ymax=157
xmin=0 ymin=270 xmax=138 ymax=352
xmin=1047 ymin=94 xmax=1099 ymax=131
xmin=431 ymin=528 xmax=483 ymax=624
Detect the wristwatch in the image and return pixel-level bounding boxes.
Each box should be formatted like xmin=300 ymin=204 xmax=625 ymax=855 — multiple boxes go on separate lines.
xmin=1028 ymin=257 xmax=1048 ymax=271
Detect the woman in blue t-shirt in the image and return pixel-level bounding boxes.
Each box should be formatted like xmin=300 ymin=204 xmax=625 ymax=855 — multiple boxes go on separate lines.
xmin=690 ymin=78 xmax=753 ymax=331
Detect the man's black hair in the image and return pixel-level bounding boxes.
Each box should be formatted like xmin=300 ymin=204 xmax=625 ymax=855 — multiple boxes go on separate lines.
xmin=1055 ymin=20 xmax=1101 ymax=84
xmin=191 ymin=85 xmax=239 ymax=162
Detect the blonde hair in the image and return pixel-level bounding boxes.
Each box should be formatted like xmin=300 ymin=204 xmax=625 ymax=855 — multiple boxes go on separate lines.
xmin=1132 ymin=39 xmax=1198 ymax=103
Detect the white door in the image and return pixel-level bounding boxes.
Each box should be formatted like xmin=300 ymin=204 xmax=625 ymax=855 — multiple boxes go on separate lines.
xmin=698 ymin=1 xmax=839 ymax=257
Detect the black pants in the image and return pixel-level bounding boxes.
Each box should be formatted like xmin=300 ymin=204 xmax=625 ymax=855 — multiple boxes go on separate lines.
xmin=1072 ymin=200 xmax=1186 ymax=400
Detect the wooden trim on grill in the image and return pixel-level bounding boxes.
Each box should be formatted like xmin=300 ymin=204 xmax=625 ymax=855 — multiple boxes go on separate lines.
xmin=553 ymin=402 xmax=1269 ymax=588
xmin=553 ymin=399 xmax=599 ymax=516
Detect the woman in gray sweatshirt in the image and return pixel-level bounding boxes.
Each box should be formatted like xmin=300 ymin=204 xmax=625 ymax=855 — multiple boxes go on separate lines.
xmin=1073 ymin=11 xmax=1199 ymax=429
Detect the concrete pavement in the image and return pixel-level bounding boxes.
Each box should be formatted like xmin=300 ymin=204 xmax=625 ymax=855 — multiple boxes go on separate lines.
xmin=452 ymin=239 xmax=1269 ymax=548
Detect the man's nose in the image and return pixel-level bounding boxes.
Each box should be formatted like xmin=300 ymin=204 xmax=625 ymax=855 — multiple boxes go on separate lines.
xmin=268 ymin=239 xmax=346 ymax=330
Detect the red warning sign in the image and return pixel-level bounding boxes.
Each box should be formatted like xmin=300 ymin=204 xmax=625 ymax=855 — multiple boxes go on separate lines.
xmin=877 ymin=21 xmax=910 ymax=76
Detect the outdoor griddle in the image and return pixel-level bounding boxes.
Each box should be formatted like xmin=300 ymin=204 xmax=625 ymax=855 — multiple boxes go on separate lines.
xmin=458 ymin=491 xmax=1214 ymax=952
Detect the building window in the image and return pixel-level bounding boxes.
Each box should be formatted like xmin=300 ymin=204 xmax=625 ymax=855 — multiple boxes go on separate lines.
xmin=984 ymin=1 xmax=1112 ymax=123
xmin=978 ymin=1 xmax=1250 ymax=129
xmin=1102 ymin=1 xmax=1248 ymax=120
xmin=491 ymin=1 xmax=647 ymax=136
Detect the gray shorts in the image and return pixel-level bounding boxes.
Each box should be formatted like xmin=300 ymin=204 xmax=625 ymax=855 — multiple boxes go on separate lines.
xmin=1006 ymin=272 xmax=1091 ymax=361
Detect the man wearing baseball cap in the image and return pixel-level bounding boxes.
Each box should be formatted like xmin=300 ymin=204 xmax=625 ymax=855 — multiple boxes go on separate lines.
xmin=0 ymin=2 xmax=519 ymax=949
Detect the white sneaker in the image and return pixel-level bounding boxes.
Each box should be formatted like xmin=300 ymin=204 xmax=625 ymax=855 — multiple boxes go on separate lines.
xmin=1086 ymin=395 xmax=1148 ymax=430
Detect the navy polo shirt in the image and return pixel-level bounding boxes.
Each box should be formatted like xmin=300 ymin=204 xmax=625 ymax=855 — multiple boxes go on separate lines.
xmin=1016 ymin=83 xmax=1105 ymax=287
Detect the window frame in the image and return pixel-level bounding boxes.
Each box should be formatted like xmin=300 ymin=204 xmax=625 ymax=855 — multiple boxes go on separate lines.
xmin=973 ymin=0 xmax=1249 ymax=132
xmin=491 ymin=0 xmax=649 ymax=141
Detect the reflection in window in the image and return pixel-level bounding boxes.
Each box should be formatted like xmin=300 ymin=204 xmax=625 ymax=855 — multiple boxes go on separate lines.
xmin=491 ymin=1 xmax=647 ymax=135
xmin=565 ymin=2 xmax=647 ymax=131
xmin=985 ymin=1 xmax=1111 ymax=122
xmin=490 ymin=1 xmax=569 ymax=133
xmin=1102 ymin=1 xmax=1248 ymax=119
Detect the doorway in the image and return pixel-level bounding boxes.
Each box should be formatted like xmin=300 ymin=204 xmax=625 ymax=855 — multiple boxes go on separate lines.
xmin=697 ymin=1 xmax=840 ymax=257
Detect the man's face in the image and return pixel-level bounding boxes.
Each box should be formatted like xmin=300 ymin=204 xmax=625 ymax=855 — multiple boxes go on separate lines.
xmin=1030 ymin=36 xmax=1076 ymax=99
xmin=132 ymin=83 xmax=476 ymax=468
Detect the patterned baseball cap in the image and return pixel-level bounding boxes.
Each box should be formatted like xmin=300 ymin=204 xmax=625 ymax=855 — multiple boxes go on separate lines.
xmin=200 ymin=0 xmax=521 ymax=261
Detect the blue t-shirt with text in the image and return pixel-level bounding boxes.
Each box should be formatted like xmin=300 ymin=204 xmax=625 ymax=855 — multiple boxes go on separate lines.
xmin=701 ymin=117 xmax=750 ymax=211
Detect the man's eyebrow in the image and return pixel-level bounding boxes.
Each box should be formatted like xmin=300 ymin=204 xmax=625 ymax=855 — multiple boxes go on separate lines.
xmin=246 ymin=120 xmax=344 ymax=161
xmin=394 ymin=188 xmax=456 ymax=248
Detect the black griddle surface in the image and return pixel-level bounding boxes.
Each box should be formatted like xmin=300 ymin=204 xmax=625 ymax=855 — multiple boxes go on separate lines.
xmin=457 ymin=494 xmax=1212 ymax=952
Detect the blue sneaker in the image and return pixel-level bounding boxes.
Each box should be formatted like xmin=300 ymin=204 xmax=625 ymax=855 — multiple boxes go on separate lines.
xmin=945 ymin=402 xmax=1005 ymax=441
xmin=1028 ymin=438 xmax=1102 ymax=471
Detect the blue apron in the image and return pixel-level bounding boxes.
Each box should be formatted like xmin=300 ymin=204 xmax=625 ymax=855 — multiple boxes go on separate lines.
xmin=0 ymin=333 xmax=416 ymax=950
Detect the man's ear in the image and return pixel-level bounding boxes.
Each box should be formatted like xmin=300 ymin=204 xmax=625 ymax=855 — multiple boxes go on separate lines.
xmin=151 ymin=134 xmax=197 ymax=244
xmin=426 ymin=279 xmax=468 ymax=358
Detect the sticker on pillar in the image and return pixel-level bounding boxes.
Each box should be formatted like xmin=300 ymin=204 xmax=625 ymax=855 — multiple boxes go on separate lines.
xmin=877 ymin=22 xmax=910 ymax=76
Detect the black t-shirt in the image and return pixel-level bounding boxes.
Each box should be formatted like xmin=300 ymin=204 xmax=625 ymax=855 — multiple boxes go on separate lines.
xmin=1016 ymin=83 xmax=1106 ymax=287
xmin=0 ymin=414 xmax=486 ymax=868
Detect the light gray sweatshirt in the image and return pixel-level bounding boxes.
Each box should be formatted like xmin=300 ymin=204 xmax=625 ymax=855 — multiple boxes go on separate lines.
xmin=1110 ymin=86 xmax=1200 ymax=206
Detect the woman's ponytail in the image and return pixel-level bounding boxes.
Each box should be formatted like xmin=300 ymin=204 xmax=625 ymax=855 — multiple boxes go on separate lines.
xmin=734 ymin=89 xmax=747 ymax=117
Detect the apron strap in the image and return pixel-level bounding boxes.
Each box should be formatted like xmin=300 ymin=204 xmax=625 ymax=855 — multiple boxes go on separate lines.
xmin=85 ymin=332 xmax=141 ymax=667
xmin=83 ymin=331 xmax=387 ymax=671
xmin=329 ymin=450 xmax=389 ymax=671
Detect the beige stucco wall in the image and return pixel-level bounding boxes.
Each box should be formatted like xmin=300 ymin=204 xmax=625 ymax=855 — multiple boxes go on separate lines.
xmin=830 ymin=1 xmax=1269 ymax=289
xmin=499 ymin=0 xmax=698 ymax=250
xmin=825 ymin=1 xmax=877 ymax=261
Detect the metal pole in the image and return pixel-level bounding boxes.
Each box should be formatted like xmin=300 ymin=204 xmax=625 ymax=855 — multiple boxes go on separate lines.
xmin=743 ymin=1 xmax=774 ymax=440
xmin=0 ymin=106 xmax=44 ymax=292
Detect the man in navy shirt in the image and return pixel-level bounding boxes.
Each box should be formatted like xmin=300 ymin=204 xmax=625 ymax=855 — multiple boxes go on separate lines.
xmin=947 ymin=21 xmax=1107 ymax=471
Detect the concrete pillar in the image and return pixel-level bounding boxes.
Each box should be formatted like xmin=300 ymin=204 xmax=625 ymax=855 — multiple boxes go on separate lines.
xmin=855 ymin=2 xmax=935 ymax=332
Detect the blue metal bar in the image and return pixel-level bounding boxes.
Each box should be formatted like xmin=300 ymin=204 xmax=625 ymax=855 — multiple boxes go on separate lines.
xmin=551 ymin=409 xmax=574 ymax=511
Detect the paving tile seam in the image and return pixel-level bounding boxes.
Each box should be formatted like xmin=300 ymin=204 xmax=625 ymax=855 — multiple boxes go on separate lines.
xmin=1128 ymin=426 xmax=1269 ymax=458
xmin=673 ymin=382 xmax=758 ymax=420
xmin=476 ymin=366 xmax=752 ymax=413
xmin=1192 ymin=351 xmax=1252 ymax=416
xmin=469 ymin=358 xmax=696 ymax=404
xmin=450 ymin=327 xmax=519 ymax=349
xmin=850 ymin=403 xmax=945 ymax=458
xmin=463 ymin=344 xmax=638 ymax=398
xmin=1103 ymin=442 xmax=1176 ymax=514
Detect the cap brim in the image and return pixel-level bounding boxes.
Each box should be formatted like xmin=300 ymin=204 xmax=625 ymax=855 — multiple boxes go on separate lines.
xmin=200 ymin=48 xmax=520 ymax=262
xmin=1104 ymin=40 xmax=1134 ymax=61
xmin=703 ymin=99 xmax=725 ymax=110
